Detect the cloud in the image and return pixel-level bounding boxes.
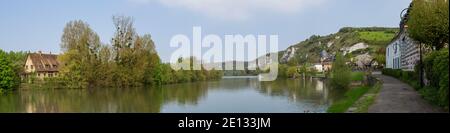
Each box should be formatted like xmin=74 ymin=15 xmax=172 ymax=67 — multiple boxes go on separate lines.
xmin=130 ymin=0 xmax=326 ymax=21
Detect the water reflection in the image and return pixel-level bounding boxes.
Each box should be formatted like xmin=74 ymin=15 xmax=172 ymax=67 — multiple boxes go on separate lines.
xmin=0 ymin=78 xmax=344 ymax=113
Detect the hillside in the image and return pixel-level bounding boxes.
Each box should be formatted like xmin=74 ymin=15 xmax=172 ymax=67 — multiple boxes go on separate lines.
xmin=279 ymin=27 xmax=398 ymax=66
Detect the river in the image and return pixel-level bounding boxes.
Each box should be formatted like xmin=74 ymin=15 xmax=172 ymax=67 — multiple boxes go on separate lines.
xmin=0 ymin=78 xmax=345 ymax=113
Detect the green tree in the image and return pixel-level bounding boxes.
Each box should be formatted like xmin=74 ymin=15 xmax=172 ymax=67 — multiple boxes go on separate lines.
xmin=407 ymin=0 xmax=449 ymax=50
xmin=286 ymin=66 xmax=300 ymax=79
xmin=331 ymin=52 xmax=351 ymax=89
xmin=277 ymin=64 xmax=288 ymax=78
xmin=0 ymin=50 xmax=20 ymax=93
xmin=59 ymin=20 xmax=101 ymax=89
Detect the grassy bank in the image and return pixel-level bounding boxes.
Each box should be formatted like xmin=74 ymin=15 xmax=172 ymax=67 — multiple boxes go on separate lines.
xmin=351 ymin=72 xmax=365 ymax=81
xmin=327 ymin=72 xmax=380 ymax=113
xmin=327 ymin=86 xmax=370 ymax=113
xmin=347 ymin=82 xmax=381 ymax=113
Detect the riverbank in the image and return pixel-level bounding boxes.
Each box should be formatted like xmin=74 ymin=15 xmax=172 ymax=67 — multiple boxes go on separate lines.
xmin=326 ymin=71 xmax=373 ymax=113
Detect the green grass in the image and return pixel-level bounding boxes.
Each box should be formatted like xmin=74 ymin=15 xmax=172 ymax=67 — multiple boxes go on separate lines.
xmin=351 ymin=72 xmax=365 ymax=81
xmin=352 ymin=83 xmax=382 ymax=113
xmin=358 ymin=31 xmax=396 ymax=43
xmin=327 ymin=86 xmax=370 ymax=113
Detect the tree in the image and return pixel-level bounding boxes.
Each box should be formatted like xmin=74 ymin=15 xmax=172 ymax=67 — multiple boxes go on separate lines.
xmin=278 ymin=64 xmax=288 ymax=78
xmin=59 ymin=20 xmax=101 ymax=89
xmin=112 ymin=16 xmax=137 ymax=64
xmin=286 ymin=66 xmax=300 ymax=79
xmin=0 ymin=49 xmax=20 ymax=93
xmin=330 ymin=52 xmax=351 ymax=89
xmin=407 ymin=0 xmax=449 ymax=50
xmin=55 ymin=17 xmax=222 ymax=89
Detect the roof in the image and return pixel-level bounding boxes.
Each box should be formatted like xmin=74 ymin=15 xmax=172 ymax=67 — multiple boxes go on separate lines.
xmin=388 ymin=2 xmax=412 ymax=45
xmin=27 ymin=52 xmax=60 ymax=72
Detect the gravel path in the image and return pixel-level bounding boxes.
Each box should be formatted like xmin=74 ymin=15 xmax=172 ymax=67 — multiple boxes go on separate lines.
xmin=368 ymin=74 xmax=443 ymax=113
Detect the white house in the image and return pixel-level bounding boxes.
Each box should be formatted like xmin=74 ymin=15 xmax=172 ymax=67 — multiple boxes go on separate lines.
xmin=385 ymin=3 xmax=420 ymax=71
xmin=386 ymin=40 xmax=402 ymax=69
xmin=313 ymin=63 xmax=323 ymax=72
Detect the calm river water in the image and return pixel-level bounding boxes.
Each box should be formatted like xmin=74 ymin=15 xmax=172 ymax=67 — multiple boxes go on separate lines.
xmin=0 ymin=78 xmax=345 ymax=113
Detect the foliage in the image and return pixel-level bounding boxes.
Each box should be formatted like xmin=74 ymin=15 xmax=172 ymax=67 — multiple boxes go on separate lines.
xmin=286 ymin=66 xmax=300 ymax=79
xmin=351 ymin=72 xmax=365 ymax=81
xmin=58 ymin=20 xmax=101 ymax=89
xmin=382 ymin=68 xmax=419 ymax=88
xmin=277 ymin=64 xmax=288 ymax=78
xmin=407 ymin=0 xmax=449 ymax=50
xmin=422 ymin=49 xmax=449 ymax=108
xmin=57 ymin=17 xmax=222 ymax=89
xmin=358 ymin=31 xmax=396 ymax=46
xmin=330 ymin=53 xmax=351 ymax=89
xmin=339 ymin=27 xmax=398 ymax=33
xmin=0 ymin=49 xmax=20 ymax=93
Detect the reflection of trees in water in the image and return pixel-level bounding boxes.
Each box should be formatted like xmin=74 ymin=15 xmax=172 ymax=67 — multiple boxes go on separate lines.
xmin=0 ymin=78 xmax=347 ymax=113
xmin=0 ymin=94 xmax=24 ymax=112
xmin=5 ymin=88 xmax=165 ymax=113
xmin=2 ymin=82 xmax=210 ymax=113
xmin=206 ymin=78 xmax=259 ymax=91
xmin=160 ymin=82 xmax=209 ymax=105
xmin=257 ymin=78 xmax=345 ymax=105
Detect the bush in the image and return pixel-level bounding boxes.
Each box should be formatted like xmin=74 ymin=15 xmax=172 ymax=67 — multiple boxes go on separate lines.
xmin=286 ymin=66 xmax=300 ymax=78
xmin=423 ymin=49 xmax=449 ymax=108
xmin=382 ymin=68 xmax=417 ymax=84
xmin=0 ymin=50 xmax=20 ymax=93
xmin=351 ymin=72 xmax=365 ymax=81
xmin=331 ymin=53 xmax=351 ymax=89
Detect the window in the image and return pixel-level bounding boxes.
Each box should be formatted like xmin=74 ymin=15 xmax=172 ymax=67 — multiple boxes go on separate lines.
xmin=387 ymin=48 xmax=389 ymax=56
xmin=25 ymin=65 xmax=28 ymax=69
xmin=45 ymin=65 xmax=50 ymax=68
xmin=37 ymin=73 xmax=40 ymax=76
xmin=31 ymin=65 xmax=34 ymax=69
xmin=53 ymin=65 xmax=57 ymax=68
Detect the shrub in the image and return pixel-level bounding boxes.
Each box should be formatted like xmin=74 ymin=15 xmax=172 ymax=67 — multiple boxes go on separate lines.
xmin=423 ymin=49 xmax=449 ymax=108
xmin=286 ymin=66 xmax=300 ymax=78
xmin=331 ymin=53 xmax=351 ymax=89
xmin=351 ymin=72 xmax=365 ymax=81
xmin=0 ymin=50 xmax=20 ymax=93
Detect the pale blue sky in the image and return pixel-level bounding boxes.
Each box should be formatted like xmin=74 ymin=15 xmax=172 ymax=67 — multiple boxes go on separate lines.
xmin=0 ymin=0 xmax=411 ymax=61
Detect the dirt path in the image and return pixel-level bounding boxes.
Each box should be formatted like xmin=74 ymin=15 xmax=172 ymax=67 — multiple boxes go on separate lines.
xmin=368 ymin=74 xmax=443 ymax=113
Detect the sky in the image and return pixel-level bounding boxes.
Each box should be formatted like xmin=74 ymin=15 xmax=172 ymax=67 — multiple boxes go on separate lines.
xmin=0 ymin=0 xmax=412 ymax=62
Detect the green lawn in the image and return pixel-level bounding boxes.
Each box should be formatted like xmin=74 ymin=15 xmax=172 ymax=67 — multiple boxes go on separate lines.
xmin=358 ymin=31 xmax=396 ymax=43
xmin=352 ymin=83 xmax=382 ymax=113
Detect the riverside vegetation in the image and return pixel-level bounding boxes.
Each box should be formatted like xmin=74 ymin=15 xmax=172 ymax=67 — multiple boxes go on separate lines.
xmin=56 ymin=17 xmax=222 ymax=89
xmin=0 ymin=16 xmax=223 ymax=92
